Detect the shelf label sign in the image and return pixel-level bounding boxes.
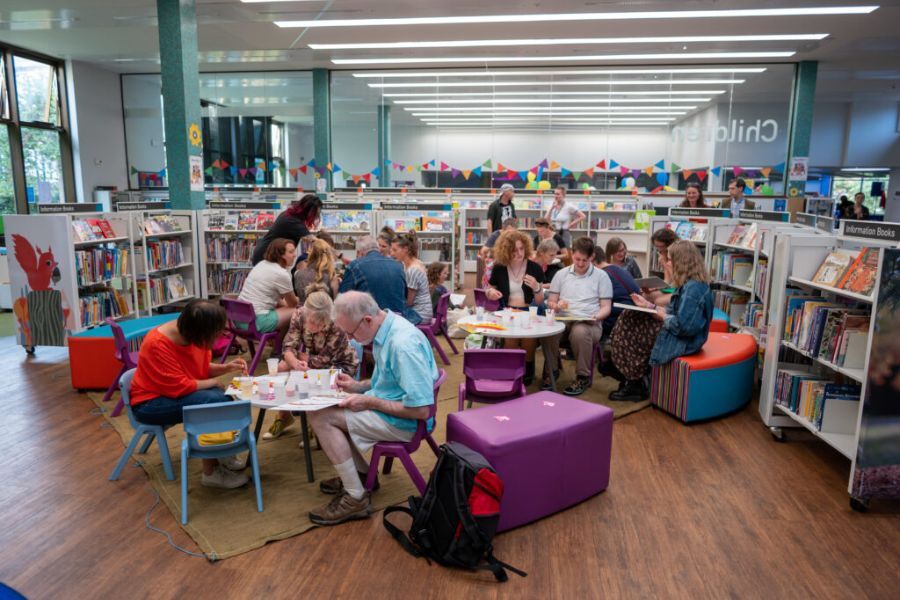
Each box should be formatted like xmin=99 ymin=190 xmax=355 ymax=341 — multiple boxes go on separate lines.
xmin=36 ymin=203 xmax=104 ymax=214
xmin=324 ymin=203 xmax=373 ymax=210
xmin=815 ymin=216 xmax=835 ymax=234
xmin=384 ymin=203 xmax=452 ymax=211
xmin=794 ymin=212 xmax=816 ymax=227
xmin=670 ymin=207 xmax=729 ymax=218
xmin=116 ymin=201 xmax=172 ymax=211
xmin=739 ymin=209 xmax=789 ymax=222
xmin=842 ymin=220 xmax=900 ymax=242
xmin=207 ymin=201 xmax=280 ymax=210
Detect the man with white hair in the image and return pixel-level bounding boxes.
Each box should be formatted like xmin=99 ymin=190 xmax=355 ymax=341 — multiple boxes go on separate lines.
xmin=308 ymin=291 xmax=439 ymax=526
xmin=338 ymin=235 xmax=407 ymax=314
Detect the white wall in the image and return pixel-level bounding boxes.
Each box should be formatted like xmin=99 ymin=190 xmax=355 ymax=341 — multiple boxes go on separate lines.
xmin=810 ymin=101 xmax=900 ymax=167
xmin=122 ymin=75 xmax=166 ymax=187
xmin=68 ymin=61 xmax=129 ymax=201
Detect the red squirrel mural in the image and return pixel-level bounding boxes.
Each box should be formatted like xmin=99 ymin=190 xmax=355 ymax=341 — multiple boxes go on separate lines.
xmin=11 ymin=234 xmax=68 ymax=347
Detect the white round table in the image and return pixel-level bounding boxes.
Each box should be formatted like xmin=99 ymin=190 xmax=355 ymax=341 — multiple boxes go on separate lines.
xmin=458 ymin=312 xmax=566 ymax=390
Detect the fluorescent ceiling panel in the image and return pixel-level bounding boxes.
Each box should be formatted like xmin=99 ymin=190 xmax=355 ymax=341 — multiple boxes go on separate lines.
xmin=382 ymin=90 xmax=727 ymax=97
xmin=407 ymin=107 xmax=693 ymax=112
xmin=334 ymin=52 xmax=795 ymax=65
xmin=369 ymin=79 xmax=744 ymax=88
xmin=354 ymin=68 xmax=766 ymax=78
xmin=312 ymin=34 xmax=825 ymax=50
xmin=276 ymin=6 xmax=877 ymax=27
xmin=412 ymin=111 xmax=688 ymax=116
xmin=393 ymin=98 xmax=708 ymax=104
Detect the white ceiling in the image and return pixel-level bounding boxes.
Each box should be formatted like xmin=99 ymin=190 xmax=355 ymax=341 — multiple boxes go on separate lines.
xmin=3 ymin=0 xmax=899 ymax=108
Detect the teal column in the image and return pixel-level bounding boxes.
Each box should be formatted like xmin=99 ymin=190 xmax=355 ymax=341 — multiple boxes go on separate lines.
xmin=377 ymin=104 xmax=391 ymax=187
xmin=785 ymin=61 xmax=818 ymax=204
xmin=156 ymin=0 xmax=204 ymax=210
xmin=312 ymin=68 xmax=332 ymax=196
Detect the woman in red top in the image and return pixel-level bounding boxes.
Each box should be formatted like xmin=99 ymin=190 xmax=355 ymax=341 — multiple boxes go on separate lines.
xmin=130 ymin=300 xmax=249 ymax=489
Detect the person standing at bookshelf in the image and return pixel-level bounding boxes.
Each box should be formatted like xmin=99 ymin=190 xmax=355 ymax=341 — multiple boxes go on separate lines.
xmin=609 ymin=241 xmax=713 ymax=401
xmin=850 ymin=192 xmax=871 ymax=220
xmin=239 ymin=238 xmax=299 ymax=335
xmin=679 ymin=183 xmax=708 ymax=208
xmin=391 ymin=232 xmax=432 ymax=325
xmin=487 ymin=184 xmax=517 ymax=234
xmin=721 ymin=178 xmax=755 ymax=218
xmin=251 ymin=194 xmax=322 ymax=265
xmin=545 ymin=186 xmax=586 ymax=246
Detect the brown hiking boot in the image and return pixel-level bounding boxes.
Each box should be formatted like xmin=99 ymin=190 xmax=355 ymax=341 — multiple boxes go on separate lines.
xmin=319 ymin=473 xmax=379 ymax=495
xmin=309 ymin=491 xmax=371 ymax=526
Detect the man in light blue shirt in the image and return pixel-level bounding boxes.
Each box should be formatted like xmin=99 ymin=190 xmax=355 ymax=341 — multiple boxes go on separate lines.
xmin=721 ymin=178 xmax=756 ymax=218
xmin=308 ymin=291 xmax=438 ymax=526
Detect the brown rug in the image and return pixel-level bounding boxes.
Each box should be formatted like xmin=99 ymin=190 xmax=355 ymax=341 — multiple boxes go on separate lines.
xmin=92 ymin=343 xmax=648 ymax=560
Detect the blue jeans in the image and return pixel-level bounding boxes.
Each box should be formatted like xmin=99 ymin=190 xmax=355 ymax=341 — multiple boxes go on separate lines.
xmin=132 ymin=388 xmax=229 ymax=426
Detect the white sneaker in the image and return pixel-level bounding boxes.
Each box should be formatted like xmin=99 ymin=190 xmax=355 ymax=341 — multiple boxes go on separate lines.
xmin=202 ymin=465 xmax=249 ymax=489
xmin=218 ymin=455 xmax=247 ymax=471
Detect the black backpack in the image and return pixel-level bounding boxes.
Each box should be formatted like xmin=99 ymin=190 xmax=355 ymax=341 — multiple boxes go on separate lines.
xmin=382 ymin=442 xmax=527 ymax=582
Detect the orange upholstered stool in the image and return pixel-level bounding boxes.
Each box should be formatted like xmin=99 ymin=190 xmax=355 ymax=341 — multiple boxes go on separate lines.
xmin=650 ymin=332 xmax=757 ymax=423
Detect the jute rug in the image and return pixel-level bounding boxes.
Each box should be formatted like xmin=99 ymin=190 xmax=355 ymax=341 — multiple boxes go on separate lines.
xmin=92 ymin=344 xmax=649 ymax=560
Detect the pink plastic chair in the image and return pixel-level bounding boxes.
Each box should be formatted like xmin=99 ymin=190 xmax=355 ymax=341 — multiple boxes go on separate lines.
xmin=416 ymin=292 xmax=458 ymax=366
xmin=474 ymin=288 xmax=500 ymax=312
xmin=365 ymin=369 xmax=447 ymax=494
xmin=457 ymin=349 xmax=527 ymax=412
xmin=103 ymin=318 xmax=139 ymax=418
xmin=218 ymin=298 xmax=283 ymax=375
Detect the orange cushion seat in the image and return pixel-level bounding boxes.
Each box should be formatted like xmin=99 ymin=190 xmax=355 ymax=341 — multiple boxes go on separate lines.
xmin=677 ymin=333 xmax=757 ymax=370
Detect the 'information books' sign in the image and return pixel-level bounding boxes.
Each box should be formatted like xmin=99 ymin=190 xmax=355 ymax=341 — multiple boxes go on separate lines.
xmin=670 ymin=207 xmax=729 ymax=218
xmin=842 ymin=220 xmax=900 ymax=243
xmin=36 ymin=203 xmax=103 ymax=214
xmin=739 ymin=209 xmax=790 ymax=222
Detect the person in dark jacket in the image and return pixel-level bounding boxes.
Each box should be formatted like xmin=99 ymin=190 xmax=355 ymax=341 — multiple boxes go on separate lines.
xmin=338 ymin=236 xmax=407 ymax=315
xmin=251 ymin=193 xmax=322 ymax=265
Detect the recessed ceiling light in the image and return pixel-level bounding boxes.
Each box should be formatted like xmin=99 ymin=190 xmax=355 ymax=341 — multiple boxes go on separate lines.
xmin=382 ymin=90 xmax=727 ymax=97
xmin=311 ymin=34 xmax=825 ymax=50
xmin=369 ymin=79 xmax=745 ymax=88
xmin=394 ymin=98 xmax=709 ymax=104
xmin=354 ymin=68 xmax=767 ymax=78
xmin=334 ymin=52 xmax=795 ymax=65
xmin=276 ymin=6 xmax=877 ymax=28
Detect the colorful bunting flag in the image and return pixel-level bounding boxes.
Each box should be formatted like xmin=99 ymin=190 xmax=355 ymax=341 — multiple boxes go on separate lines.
xmin=760 ymin=167 xmax=772 ymax=178
xmin=334 ymin=163 xmax=342 ymax=173
xmin=299 ymin=165 xmax=308 ymax=175
xmin=472 ymin=166 xmax=483 ymax=177
xmin=204 ymin=166 xmax=213 ymax=176
xmin=696 ymin=170 xmax=708 ymax=182
xmin=670 ymin=162 xmax=681 ymax=173
xmin=643 ymin=166 xmax=655 ymax=176
xmin=654 ymin=160 xmax=665 ymax=171
xmin=371 ymin=167 xmax=380 ymax=178
xmin=710 ymin=166 xmax=722 ymax=177
xmin=539 ymin=159 xmax=549 ymax=169
xmin=483 ymin=159 xmax=492 ymax=169
xmin=619 ymin=166 xmax=629 ymax=176
xmin=772 ymin=162 xmax=785 ymax=172
xmin=733 ymin=166 xmax=744 ymax=176
xmin=596 ymin=160 xmax=606 ymax=170
xmin=362 ymin=173 xmax=371 ymax=183
xmin=239 ymin=168 xmax=248 ymax=177
xmin=561 ymin=168 xmax=572 ymax=178
xmin=289 ymin=168 xmax=298 ymax=178
xmin=583 ymin=167 xmax=594 ymax=177
xmin=497 ymin=163 xmax=507 ymax=172
xmin=130 ymin=166 xmax=139 ymax=175
xmin=352 ymin=175 xmax=361 ymax=184
xmin=550 ymin=160 xmax=560 ymax=170
xmin=326 ymin=162 xmax=333 ymax=172
xmin=249 ymin=167 xmax=258 ymax=176
xmin=416 ymin=165 xmax=423 ymax=172
xmin=609 ymin=159 xmax=619 ymax=169
xmin=407 ymin=165 xmax=414 ymax=172
xmin=429 ymin=160 xmax=436 ymax=167
xmin=682 ymin=169 xmax=693 ymax=179
xmin=229 ymin=166 xmax=237 ymax=176
xmin=517 ymin=170 xmax=529 ymax=181
xmin=451 ymin=168 xmax=461 ymax=178
xmin=440 ymin=162 xmax=450 ymax=171
xmin=462 ymin=169 xmax=472 ymax=180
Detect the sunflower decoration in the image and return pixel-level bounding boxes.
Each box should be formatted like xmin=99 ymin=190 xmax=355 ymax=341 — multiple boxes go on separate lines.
xmin=188 ymin=123 xmax=202 ymax=147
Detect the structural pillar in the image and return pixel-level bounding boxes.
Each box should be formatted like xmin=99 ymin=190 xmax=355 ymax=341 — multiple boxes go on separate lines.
xmin=312 ymin=68 xmax=332 ymax=196
xmin=785 ymin=61 xmax=818 ymax=210
xmin=377 ymin=103 xmax=391 ymax=187
xmin=156 ymin=0 xmax=204 ymax=210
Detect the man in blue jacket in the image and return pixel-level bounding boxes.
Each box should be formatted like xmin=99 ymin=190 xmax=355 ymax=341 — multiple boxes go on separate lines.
xmin=339 ymin=236 xmax=407 ymax=314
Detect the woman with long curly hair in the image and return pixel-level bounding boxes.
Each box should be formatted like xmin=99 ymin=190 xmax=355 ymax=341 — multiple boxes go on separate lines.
xmin=485 ymin=229 xmax=545 ymax=384
xmin=293 ymin=237 xmax=340 ymax=302
xmin=610 ymin=241 xmax=713 ymax=401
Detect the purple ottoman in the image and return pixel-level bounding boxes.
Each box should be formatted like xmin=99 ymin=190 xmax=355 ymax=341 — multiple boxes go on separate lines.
xmin=446 ymin=391 xmax=613 ymax=532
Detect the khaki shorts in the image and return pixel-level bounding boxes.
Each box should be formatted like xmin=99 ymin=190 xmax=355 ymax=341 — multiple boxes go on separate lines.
xmin=345 ymin=409 xmax=414 ymax=453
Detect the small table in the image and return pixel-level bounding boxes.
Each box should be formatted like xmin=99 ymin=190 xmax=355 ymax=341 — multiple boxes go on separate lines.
xmin=458 ymin=312 xmax=566 ymax=390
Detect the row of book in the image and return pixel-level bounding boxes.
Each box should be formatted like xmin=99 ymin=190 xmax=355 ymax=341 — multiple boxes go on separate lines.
xmin=724 ymin=223 xmax=760 ymax=249
xmin=466 ymin=232 xmax=487 ymax=244
xmin=146 ymin=240 xmax=185 ymax=271
xmin=137 ymin=274 xmax=189 ymax=310
xmin=663 ymin=221 xmax=709 ymax=242
xmin=774 ymin=368 xmax=860 ymax=433
xmin=783 ymin=293 xmax=870 ymax=369
xmin=743 ymin=301 xmax=765 ymax=329
xmin=207 ymin=212 xmax=276 ymax=231
xmin=384 ymin=215 xmax=451 ymax=233
xmin=809 ymin=247 xmax=878 ymax=296
xmin=711 ymin=251 xmax=754 ymax=289
xmin=80 ymin=289 xmax=131 ymax=328
xmin=754 ymin=259 xmax=768 ymax=299
xmin=593 ymin=201 xmax=638 ymax=211
xmin=207 ymin=268 xmax=249 ymax=296
xmin=72 ymin=218 xmax=118 ymax=242
xmin=590 ymin=217 xmax=634 ymax=230
xmin=321 ymin=211 xmax=371 ymax=232
xmin=75 ymin=247 xmax=129 ymax=287
xmin=713 ymin=290 xmax=750 ymax=325
xmin=143 ymin=215 xmax=184 ymax=235
xmin=205 ymin=236 xmax=259 ymax=263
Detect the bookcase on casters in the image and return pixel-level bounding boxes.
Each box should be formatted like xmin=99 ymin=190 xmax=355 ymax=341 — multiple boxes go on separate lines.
xmin=130 ymin=209 xmax=199 ymax=315
xmin=758 ymin=222 xmax=900 ymax=510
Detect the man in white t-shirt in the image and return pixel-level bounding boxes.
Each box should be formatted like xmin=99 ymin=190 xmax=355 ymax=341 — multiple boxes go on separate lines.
xmin=541 ymin=236 xmax=612 ymax=396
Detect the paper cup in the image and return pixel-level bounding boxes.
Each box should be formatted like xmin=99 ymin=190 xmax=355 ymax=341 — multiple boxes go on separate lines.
xmin=266 ymin=358 xmax=279 ymax=376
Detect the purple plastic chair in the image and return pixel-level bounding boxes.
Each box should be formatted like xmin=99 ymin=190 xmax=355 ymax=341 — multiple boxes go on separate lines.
xmin=103 ymin=318 xmax=139 ymax=418
xmin=219 ymin=298 xmax=283 ymax=375
xmin=474 ymin=288 xmax=500 ymax=312
xmin=457 ymin=349 xmax=527 ymax=412
xmin=365 ymin=369 xmax=447 ymax=494
xmin=416 ymin=292 xmax=458 ymax=366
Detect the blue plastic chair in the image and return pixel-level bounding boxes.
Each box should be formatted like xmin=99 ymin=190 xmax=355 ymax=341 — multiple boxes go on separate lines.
xmin=109 ymin=369 xmax=175 ymax=481
xmin=180 ymin=400 xmax=263 ymax=525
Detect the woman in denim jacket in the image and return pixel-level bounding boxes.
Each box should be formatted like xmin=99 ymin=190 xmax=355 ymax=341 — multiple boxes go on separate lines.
xmin=610 ymin=241 xmax=713 ymax=401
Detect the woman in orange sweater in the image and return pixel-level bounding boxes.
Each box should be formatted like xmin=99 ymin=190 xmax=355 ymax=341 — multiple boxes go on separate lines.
xmin=130 ymin=300 xmax=249 ymax=489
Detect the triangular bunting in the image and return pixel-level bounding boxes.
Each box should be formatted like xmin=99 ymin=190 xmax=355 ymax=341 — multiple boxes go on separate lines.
xmin=307 ymin=159 xmax=316 ymax=168
xmin=619 ymin=166 xmax=629 ymax=175
xmin=416 ymin=165 xmax=423 ymax=172
xmin=550 ymin=160 xmax=560 ymax=170
xmin=560 ymin=168 xmax=572 ymax=178
xmin=451 ymin=168 xmax=460 ymax=178
xmin=583 ymin=167 xmax=594 ymax=177
xmin=682 ymin=169 xmax=693 ymax=179
xmin=596 ymin=160 xmax=606 ymax=170
xmin=130 ymin=166 xmax=139 ymax=175
xmin=632 ymin=170 xmax=642 ymax=179
xmin=422 ymin=162 xmax=430 ymax=170
xmin=385 ymin=159 xmax=392 ymax=166
xmin=482 ymin=159 xmax=492 ymax=169
xmin=462 ymin=169 xmax=472 ymax=180
xmin=733 ymin=166 xmax=744 ymax=176
xmin=440 ymin=162 xmax=450 ymax=171
xmin=696 ymin=170 xmax=708 ymax=182
xmin=211 ymin=159 xmax=221 ymax=169
xmin=333 ymin=163 xmax=342 ymax=173
xmin=407 ymin=165 xmax=415 ymax=172
xmin=572 ymin=171 xmax=582 ymax=181
xmin=497 ymin=163 xmax=506 ymax=172
xmin=472 ymin=166 xmax=483 ymax=177
xmin=654 ymin=160 xmax=665 ymax=171
xmin=249 ymin=167 xmax=257 ymax=175
xmin=352 ymin=175 xmax=361 ymax=184
xmin=710 ymin=166 xmax=721 ymax=177
xmin=609 ymin=159 xmax=619 ymax=169
xmin=670 ymin=162 xmax=681 ymax=173
xmin=644 ymin=166 xmax=655 ymax=176
xmin=362 ymin=173 xmax=371 ymax=183
xmin=760 ymin=167 xmax=772 ymax=178
xmin=539 ymin=159 xmax=549 ymax=169
xmin=239 ymin=168 xmax=248 ymax=177
xmin=289 ymin=168 xmax=298 ymax=178
xmin=429 ymin=160 xmax=436 ymax=167
xmin=204 ymin=166 xmax=213 ymax=176
xmin=517 ymin=170 xmax=529 ymax=181
xmin=371 ymin=167 xmax=380 ymax=177
xmin=229 ymin=166 xmax=237 ymax=176
xmin=221 ymin=160 xmax=230 ymax=169
xmin=299 ymin=165 xmax=308 ymax=175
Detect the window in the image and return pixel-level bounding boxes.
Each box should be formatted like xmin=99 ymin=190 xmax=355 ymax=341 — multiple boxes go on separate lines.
xmin=0 ymin=126 xmax=14 ymax=226
xmin=21 ymin=127 xmax=64 ymax=204
xmin=0 ymin=55 xmax=8 ymax=120
xmin=13 ymin=56 xmax=60 ymax=125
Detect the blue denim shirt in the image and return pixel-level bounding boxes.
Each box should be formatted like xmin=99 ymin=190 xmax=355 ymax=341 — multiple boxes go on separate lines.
xmin=650 ymin=280 xmax=714 ymax=366
xmin=339 ymin=251 xmax=408 ymax=315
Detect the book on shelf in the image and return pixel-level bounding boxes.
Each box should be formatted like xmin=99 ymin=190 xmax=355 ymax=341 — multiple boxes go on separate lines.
xmin=223 ymin=215 xmax=239 ymax=231
xmin=71 ymin=220 xmax=95 ymax=242
xmin=79 ymin=288 xmax=131 ymax=328
xmin=143 ymin=215 xmax=182 ymax=235
xmin=165 ymin=274 xmax=187 ymax=298
xmin=207 ymin=214 xmax=226 ymax=230
xmin=810 ymin=249 xmax=858 ymax=287
xmin=147 ymin=240 xmax=185 ymax=270
xmin=422 ymin=214 xmax=450 ymax=232
xmin=726 ymin=224 xmax=746 ymax=245
xmin=237 ymin=211 xmax=257 ymax=230
xmin=75 ymin=247 xmax=129 ymax=286
xmin=387 ymin=216 xmax=422 ymax=232
xmin=256 ymin=212 xmax=276 ymax=230
xmin=740 ymin=223 xmax=759 ymax=249
xmin=835 ymin=247 xmax=879 ymax=297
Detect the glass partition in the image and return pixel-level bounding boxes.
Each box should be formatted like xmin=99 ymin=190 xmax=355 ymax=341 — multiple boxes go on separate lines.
xmin=331 ymin=64 xmax=795 ymax=196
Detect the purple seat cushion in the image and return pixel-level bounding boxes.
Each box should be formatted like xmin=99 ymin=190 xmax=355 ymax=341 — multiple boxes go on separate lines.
xmin=446 ymin=391 xmax=613 ymax=532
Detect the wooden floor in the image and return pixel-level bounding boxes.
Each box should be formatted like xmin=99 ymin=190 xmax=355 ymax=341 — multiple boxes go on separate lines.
xmin=1 ymin=336 xmax=898 ymax=599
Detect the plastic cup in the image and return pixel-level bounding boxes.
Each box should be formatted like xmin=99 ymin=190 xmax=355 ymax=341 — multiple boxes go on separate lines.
xmin=475 ymin=306 xmax=485 ymax=320
xmin=238 ymin=377 xmax=253 ymax=400
xmin=273 ymin=381 xmax=286 ymax=402
xmin=266 ymin=358 xmax=279 ymax=376
xmin=529 ymin=306 xmax=538 ymax=321
xmin=547 ymin=309 xmax=556 ymax=324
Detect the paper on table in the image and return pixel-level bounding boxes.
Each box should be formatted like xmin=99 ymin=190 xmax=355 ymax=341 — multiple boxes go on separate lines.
xmin=277 ymin=395 xmax=343 ymax=411
xmin=450 ymin=293 xmax=466 ymax=307
xmin=613 ymin=302 xmax=658 ymax=315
